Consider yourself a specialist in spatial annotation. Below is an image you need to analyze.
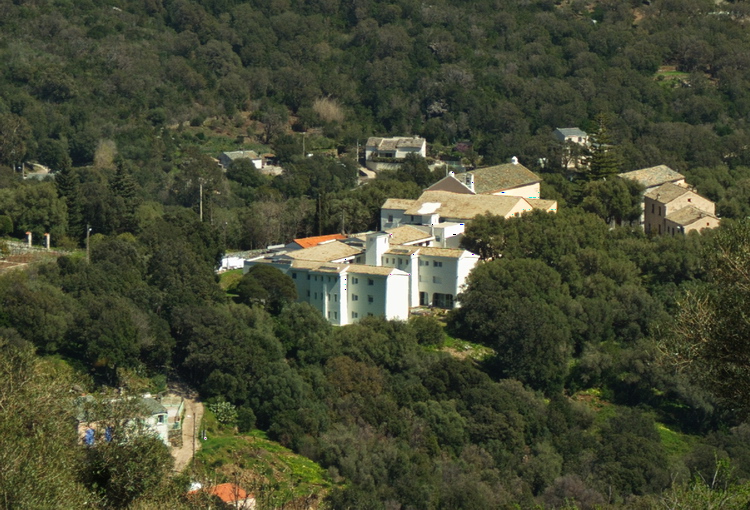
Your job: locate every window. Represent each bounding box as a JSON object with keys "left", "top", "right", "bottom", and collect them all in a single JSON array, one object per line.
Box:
[
  {"left": 436, "top": 236, "right": 441, "bottom": 242},
  {"left": 368, "top": 295, "right": 374, "bottom": 303},
  {"left": 352, "top": 294, "right": 359, "bottom": 301},
  {"left": 433, "top": 276, "right": 442, "bottom": 284},
  {"left": 314, "top": 292, "right": 318, "bottom": 299},
  {"left": 333, "top": 312, "right": 338, "bottom": 319},
  {"left": 352, "top": 277, "right": 359, "bottom": 284},
  {"left": 352, "top": 312, "right": 358, "bottom": 318},
  {"left": 368, "top": 279, "right": 374, "bottom": 286},
  {"left": 307, "top": 274, "right": 311, "bottom": 280},
  {"left": 327, "top": 312, "right": 331, "bottom": 318},
  {"left": 388, "top": 215, "right": 393, "bottom": 222},
  {"left": 658, "top": 206, "right": 662, "bottom": 216},
  {"left": 327, "top": 293, "right": 331, "bottom": 300},
  {"left": 334, "top": 294, "right": 338, "bottom": 302},
  {"left": 433, "top": 261, "right": 443, "bottom": 267},
  {"left": 292, "top": 272, "right": 297, "bottom": 279}
]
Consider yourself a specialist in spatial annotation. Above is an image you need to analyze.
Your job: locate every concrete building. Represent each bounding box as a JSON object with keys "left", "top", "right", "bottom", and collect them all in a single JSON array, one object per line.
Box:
[
  {"left": 219, "top": 150, "right": 263, "bottom": 170},
  {"left": 244, "top": 228, "right": 479, "bottom": 325}
]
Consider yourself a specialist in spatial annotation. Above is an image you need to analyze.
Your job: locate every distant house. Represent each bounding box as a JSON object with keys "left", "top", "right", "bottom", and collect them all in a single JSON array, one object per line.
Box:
[
  {"left": 553, "top": 128, "right": 589, "bottom": 170},
  {"left": 619, "top": 165, "right": 687, "bottom": 226},
  {"left": 219, "top": 150, "right": 263, "bottom": 170},
  {"left": 426, "top": 158, "right": 542, "bottom": 199},
  {"left": 553, "top": 127, "right": 589, "bottom": 145},
  {"left": 365, "top": 136, "right": 427, "bottom": 161},
  {"left": 644, "top": 182, "right": 719, "bottom": 235},
  {"left": 76, "top": 395, "right": 170, "bottom": 447},
  {"left": 188, "top": 483, "right": 256, "bottom": 509},
  {"left": 381, "top": 190, "right": 556, "bottom": 230}
]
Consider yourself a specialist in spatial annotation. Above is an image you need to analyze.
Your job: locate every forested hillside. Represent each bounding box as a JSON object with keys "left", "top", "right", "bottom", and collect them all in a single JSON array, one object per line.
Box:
[{"left": 4, "top": 0, "right": 750, "bottom": 508}]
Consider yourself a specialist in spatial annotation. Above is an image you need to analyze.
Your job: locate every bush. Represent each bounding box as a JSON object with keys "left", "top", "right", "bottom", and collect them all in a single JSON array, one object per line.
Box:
[
  {"left": 0, "top": 215, "right": 13, "bottom": 236},
  {"left": 208, "top": 401, "right": 238, "bottom": 426},
  {"left": 237, "top": 406, "right": 256, "bottom": 433}
]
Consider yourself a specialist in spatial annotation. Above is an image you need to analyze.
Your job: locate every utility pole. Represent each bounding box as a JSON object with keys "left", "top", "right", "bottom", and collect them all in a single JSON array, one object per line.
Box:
[
  {"left": 86, "top": 224, "right": 91, "bottom": 263},
  {"left": 199, "top": 181, "right": 203, "bottom": 222}
]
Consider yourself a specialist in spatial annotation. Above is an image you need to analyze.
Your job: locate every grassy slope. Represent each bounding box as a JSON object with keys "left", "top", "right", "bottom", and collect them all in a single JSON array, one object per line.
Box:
[{"left": 193, "top": 410, "right": 332, "bottom": 508}]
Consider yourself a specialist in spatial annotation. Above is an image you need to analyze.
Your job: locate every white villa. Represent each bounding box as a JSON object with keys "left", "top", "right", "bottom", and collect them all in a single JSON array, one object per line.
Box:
[{"left": 365, "top": 136, "right": 427, "bottom": 161}]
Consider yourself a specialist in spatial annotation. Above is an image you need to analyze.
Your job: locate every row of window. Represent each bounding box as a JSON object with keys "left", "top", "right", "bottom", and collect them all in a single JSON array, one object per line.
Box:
[
  {"left": 418, "top": 276, "right": 443, "bottom": 283},
  {"left": 352, "top": 294, "right": 375, "bottom": 303}
]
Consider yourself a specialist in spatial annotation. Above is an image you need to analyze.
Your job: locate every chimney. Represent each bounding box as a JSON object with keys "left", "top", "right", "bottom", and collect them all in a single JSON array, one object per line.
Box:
[
  {"left": 44, "top": 233, "right": 50, "bottom": 250},
  {"left": 365, "top": 232, "right": 390, "bottom": 267},
  {"left": 511, "top": 156, "right": 519, "bottom": 165},
  {"left": 26, "top": 231, "right": 32, "bottom": 247},
  {"left": 465, "top": 172, "right": 475, "bottom": 193},
  {"left": 448, "top": 170, "right": 455, "bottom": 178}
]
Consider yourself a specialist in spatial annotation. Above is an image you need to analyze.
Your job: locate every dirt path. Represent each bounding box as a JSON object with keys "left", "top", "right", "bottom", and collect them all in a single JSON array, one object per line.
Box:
[{"left": 169, "top": 383, "right": 204, "bottom": 473}]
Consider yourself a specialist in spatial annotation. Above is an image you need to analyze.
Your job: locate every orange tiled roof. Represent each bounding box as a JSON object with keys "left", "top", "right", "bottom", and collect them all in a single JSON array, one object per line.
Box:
[
  {"left": 207, "top": 483, "right": 249, "bottom": 503},
  {"left": 294, "top": 234, "right": 347, "bottom": 249}
]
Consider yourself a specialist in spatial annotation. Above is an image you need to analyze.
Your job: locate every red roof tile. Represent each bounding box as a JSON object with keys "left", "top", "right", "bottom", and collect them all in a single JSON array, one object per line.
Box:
[{"left": 293, "top": 234, "right": 347, "bottom": 249}]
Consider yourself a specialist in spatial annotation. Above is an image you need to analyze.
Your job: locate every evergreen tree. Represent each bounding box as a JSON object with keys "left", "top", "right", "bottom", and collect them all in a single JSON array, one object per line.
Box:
[
  {"left": 586, "top": 114, "right": 622, "bottom": 181},
  {"left": 109, "top": 162, "right": 141, "bottom": 234},
  {"left": 55, "top": 166, "right": 84, "bottom": 240}
]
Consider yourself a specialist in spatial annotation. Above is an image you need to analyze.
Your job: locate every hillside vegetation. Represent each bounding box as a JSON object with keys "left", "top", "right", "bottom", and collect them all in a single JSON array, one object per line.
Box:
[{"left": 4, "top": 0, "right": 750, "bottom": 509}]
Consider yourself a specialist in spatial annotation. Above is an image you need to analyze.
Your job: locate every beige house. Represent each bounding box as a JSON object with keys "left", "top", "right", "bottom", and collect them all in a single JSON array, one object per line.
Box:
[
  {"left": 553, "top": 128, "right": 589, "bottom": 169},
  {"left": 426, "top": 159, "right": 542, "bottom": 199},
  {"left": 381, "top": 190, "right": 556, "bottom": 230},
  {"left": 619, "top": 165, "right": 688, "bottom": 226},
  {"left": 644, "top": 182, "right": 719, "bottom": 235}
]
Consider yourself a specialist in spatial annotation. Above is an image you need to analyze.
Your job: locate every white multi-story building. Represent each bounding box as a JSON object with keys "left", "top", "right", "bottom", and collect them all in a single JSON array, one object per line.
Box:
[{"left": 244, "top": 227, "right": 479, "bottom": 325}]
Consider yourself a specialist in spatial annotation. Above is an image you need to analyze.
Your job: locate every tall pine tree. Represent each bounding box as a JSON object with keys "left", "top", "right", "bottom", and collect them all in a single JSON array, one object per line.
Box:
[
  {"left": 586, "top": 114, "right": 622, "bottom": 181},
  {"left": 55, "top": 166, "right": 84, "bottom": 241}
]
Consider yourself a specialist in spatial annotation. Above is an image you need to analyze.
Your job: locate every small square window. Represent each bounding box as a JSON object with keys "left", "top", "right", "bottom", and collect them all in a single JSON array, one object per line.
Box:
[
  {"left": 368, "top": 295, "right": 374, "bottom": 303},
  {"left": 352, "top": 277, "right": 359, "bottom": 284},
  {"left": 352, "top": 312, "right": 358, "bottom": 318},
  {"left": 368, "top": 279, "right": 374, "bottom": 286}
]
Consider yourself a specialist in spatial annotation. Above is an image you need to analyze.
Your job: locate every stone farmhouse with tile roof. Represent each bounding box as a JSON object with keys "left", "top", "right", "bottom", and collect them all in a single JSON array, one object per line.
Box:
[
  {"left": 644, "top": 182, "right": 719, "bottom": 235},
  {"left": 426, "top": 160, "right": 543, "bottom": 199}
]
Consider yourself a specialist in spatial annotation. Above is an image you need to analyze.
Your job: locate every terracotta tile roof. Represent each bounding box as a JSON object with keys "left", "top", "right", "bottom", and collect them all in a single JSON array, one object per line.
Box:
[
  {"left": 470, "top": 163, "right": 541, "bottom": 194},
  {"left": 293, "top": 234, "right": 347, "bottom": 249},
  {"left": 619, "top": 165, "right": 685, "bottom": 189},
  {"left": 189, "top": 483, "right": 252, "bottom": 504},
  {"left": 644, "top": 182, "right": 692, "bottom": 203}
]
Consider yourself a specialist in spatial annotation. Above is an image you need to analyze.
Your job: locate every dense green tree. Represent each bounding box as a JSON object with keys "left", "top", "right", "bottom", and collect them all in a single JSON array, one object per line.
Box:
[
  {"left": 235, "top": 264, "right": 298, "bottom": 314},
  {"left": 449, "top": 259, "right": 574, "bottom": 393}
]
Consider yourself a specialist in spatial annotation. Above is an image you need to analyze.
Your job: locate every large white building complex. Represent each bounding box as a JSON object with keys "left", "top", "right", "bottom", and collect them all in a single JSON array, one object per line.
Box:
[
  {"left": 244, "top": 226, "right": 480, "bottom": 326},
  {"left": 244, "top": 157, "right": 558, "bottom": 325}
]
